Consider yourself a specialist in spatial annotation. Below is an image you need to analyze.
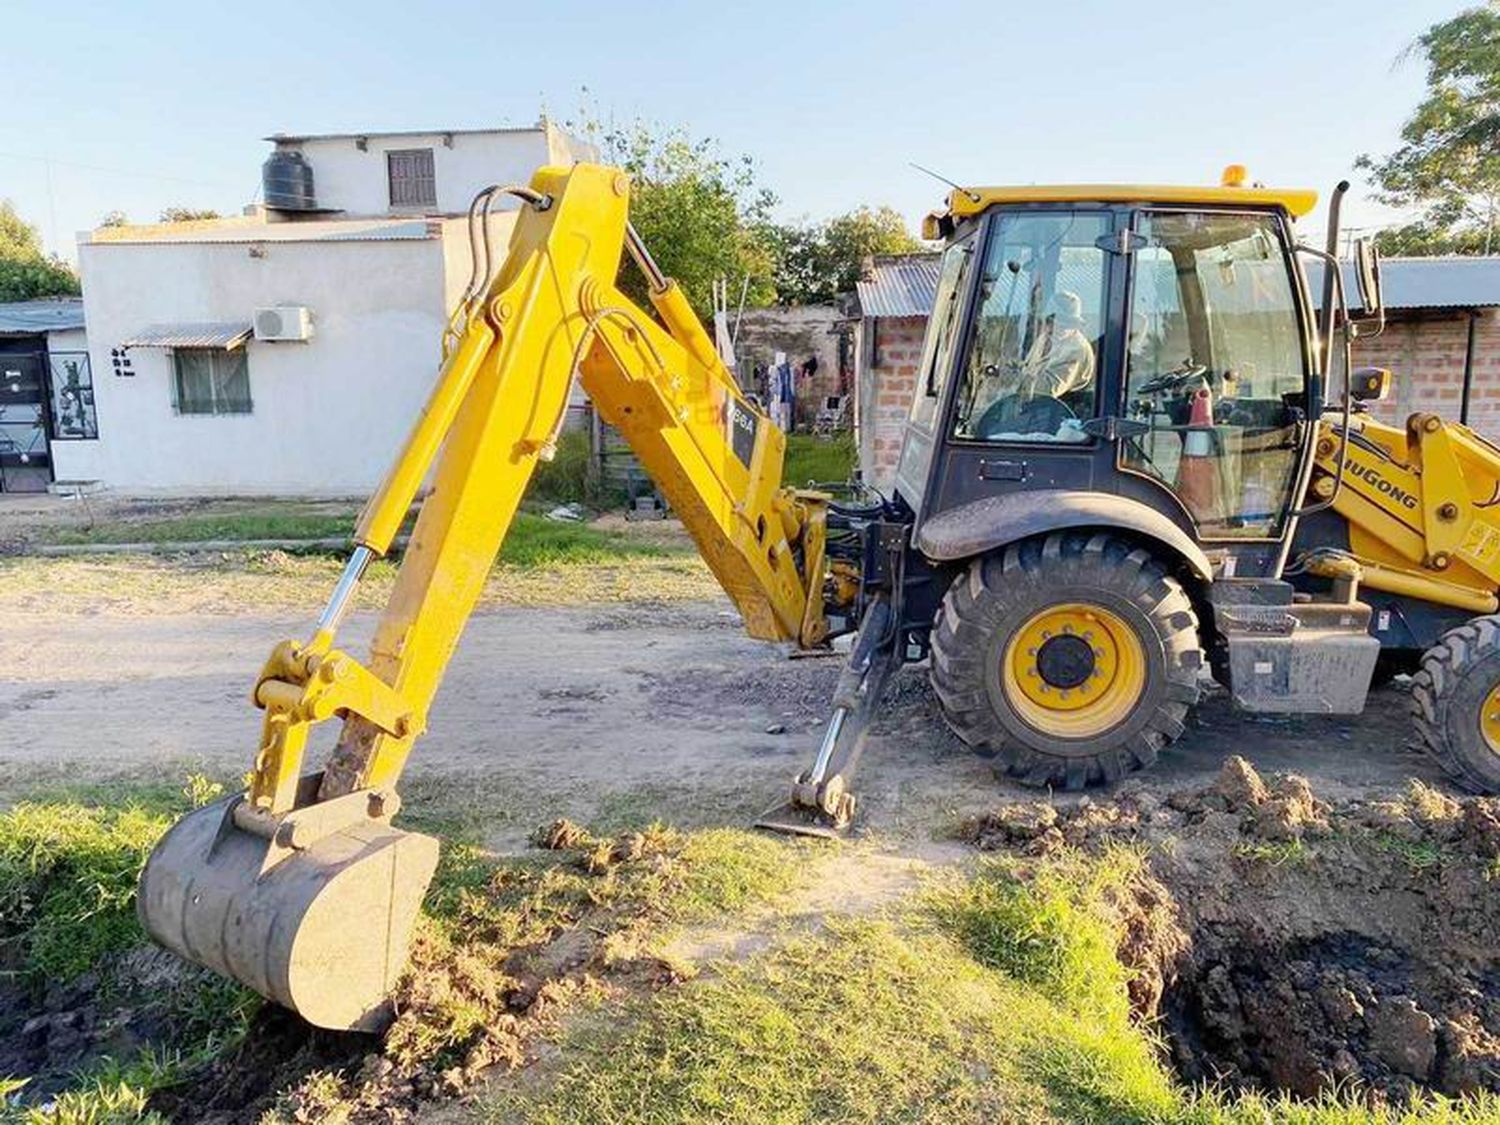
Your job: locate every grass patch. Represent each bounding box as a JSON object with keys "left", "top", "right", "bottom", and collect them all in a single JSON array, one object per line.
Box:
[
  {"left": 498, "top": 513, "right": 679, "bottom": 567},
  {"left": 0, "top": 777, "right": 260, "bottom": 1119},
  {"left": 0, "top": 792, "right": 190, "bottom": 980},
  {"left": 486, "top": 846, "right": 1500, "bottom": 1125},
  {"left": 782, "top": 433, "right": 856, "bottom": 487},
  {"left": 0, "top": 538, "right": 718, "bottom": 616},
  {"left": 1371, "top": 832, "right": 1445, "bottom": 870},
  {"left": 1233, "top": 836, "right": 1314, "bottom": 867},
  {"left": 39, "top": 508, "right": 358, "bottom": 547}
]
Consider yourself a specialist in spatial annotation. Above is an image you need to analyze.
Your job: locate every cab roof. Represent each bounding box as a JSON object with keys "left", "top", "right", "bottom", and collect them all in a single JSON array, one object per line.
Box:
[{"left": 925, "top": 182, "right": 1319, "bottom": 238}]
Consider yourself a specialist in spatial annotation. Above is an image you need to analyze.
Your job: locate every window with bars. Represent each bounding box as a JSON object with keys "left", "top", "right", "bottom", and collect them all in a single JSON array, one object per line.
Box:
[
  {"left": 387, "top": 148, "right": 436, "bottom": 209},
  {"left": 172, "top": 348, "right": 252, "bottom": 415}
]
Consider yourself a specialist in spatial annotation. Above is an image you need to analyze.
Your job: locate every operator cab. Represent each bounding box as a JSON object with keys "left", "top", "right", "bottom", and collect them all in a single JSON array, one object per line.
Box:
[{"left": 896, "top": 174, "right": 1322, "bottom": 581}]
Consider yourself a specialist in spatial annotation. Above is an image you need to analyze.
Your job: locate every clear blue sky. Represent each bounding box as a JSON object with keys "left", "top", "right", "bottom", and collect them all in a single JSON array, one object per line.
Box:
[{"left": 2, "top": 0, "right": 1461, "bottom": 262}]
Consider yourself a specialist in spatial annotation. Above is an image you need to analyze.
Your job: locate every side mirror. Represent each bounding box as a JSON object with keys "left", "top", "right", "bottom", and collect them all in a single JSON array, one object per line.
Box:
[
  {"left": 1354, "top": 238, "right": 1385, "bottom": 321},
  {"left": 1350, "top": 366, "right": 1392, "bottom": 403}
]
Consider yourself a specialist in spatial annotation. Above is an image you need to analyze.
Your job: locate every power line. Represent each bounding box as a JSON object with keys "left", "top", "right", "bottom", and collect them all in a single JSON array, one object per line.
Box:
[{"left": 0, "top": 149, "right": 247, "bottom": 191}]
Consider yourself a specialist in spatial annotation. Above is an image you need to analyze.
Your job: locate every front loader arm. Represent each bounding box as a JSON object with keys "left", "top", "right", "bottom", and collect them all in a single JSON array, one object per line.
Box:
[{"left": 247, "top": 163, "right": 830, "bottom": 814}]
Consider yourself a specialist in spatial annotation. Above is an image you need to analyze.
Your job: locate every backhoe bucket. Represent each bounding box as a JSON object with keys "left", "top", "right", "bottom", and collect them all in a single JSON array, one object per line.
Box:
[{"left": 137, "top": 793, "right": 439, "bottom": 1032}]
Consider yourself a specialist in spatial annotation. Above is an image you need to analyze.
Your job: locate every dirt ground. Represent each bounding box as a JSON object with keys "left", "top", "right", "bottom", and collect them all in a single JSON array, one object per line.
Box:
[{"left": 0, "top": 595, "right": 1450, "bottom": 848}]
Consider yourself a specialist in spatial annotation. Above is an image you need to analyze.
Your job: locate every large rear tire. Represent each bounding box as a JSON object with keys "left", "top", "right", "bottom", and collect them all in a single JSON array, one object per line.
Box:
[
  {"left": 1410, "top": 616, "right": 1500, "bottom": 794},
  {"left": 930, "top": 531, "right": 1202, "bottom": 790}
]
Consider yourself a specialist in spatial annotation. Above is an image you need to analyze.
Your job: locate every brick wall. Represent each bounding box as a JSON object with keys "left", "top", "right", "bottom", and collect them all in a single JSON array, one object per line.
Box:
[
  {"left": 855, "top": 316, "right": 926, "bottom": 492},
  {"left": 1348, "top": 310, "right": 1500, "bottom": 436}
]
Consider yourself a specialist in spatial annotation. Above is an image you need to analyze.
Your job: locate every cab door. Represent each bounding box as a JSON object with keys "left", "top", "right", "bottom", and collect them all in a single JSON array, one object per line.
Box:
[{"left": 1118, "top": 209, "right": 1313, "bottom": 546}]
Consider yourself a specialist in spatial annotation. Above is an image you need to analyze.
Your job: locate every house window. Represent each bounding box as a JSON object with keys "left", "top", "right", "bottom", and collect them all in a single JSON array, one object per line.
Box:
[
  {"left": 387, "top": 148, "right": 436, "bottom": 209},
  {"left": 172, "top": 348, "right": 252, "bottom": 415}
]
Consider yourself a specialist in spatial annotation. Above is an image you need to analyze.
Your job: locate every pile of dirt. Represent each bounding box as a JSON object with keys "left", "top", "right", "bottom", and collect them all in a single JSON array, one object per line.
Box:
[
  {"left": 960, "top": 758, "right": 1500, "bottom": 1103},
  {"left": 152, "top": 820, "right": 687, "bottom": 1124}
]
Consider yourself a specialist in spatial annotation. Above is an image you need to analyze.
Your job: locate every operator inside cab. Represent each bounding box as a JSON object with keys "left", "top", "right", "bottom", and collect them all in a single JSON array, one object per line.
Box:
[{"left": 951, "top": 212, "right": 1106, "bottom": 444}]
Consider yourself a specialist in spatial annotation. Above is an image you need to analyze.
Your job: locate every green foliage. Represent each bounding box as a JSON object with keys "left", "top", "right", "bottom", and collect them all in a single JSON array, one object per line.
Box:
[
  {"left": 923, "top": 849, "right": 1141, "bottom": 1021},
  {"left": 0, "top": 200, "right": 80, "bottom": 301},
  {"left": 157, "top": 207, "right": 219, "bottom": 223},
  {"left": 0, "top": 800, "right": 174, "bottom": 980},
  {"left": 526, "top": 429, "right": 623, "bottom": 508},
  {"left": 1357, "top": 4, "right": 1500, "bottom": 254},
  {"left": 1233, "top": 837, "right": 1313, "bottom": 867},
  {"left": 0, "top": 1076, "right": 165, "bottom": 1124},
  {"left": 782, "top": 433, "right": 856, "bottom": 486},
  {"left": 40, "top": 508, "right": 358, "bottom": 546},
  {"left": 98, "top": 211, "right": 128, "bottom": 229},
  {"left": 499, "top": 513, "right": 677, "bottom": 567},
  {"left": 766, "top": 205, "right": 922, "bottom": 305},
  {"left": 572, "top": 110, "right": 777, "bottom": 320}
]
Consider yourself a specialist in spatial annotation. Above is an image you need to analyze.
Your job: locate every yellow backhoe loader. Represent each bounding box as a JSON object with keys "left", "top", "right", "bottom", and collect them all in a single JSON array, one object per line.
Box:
[{"left": 140, "top": 162, "right": 1500, "bottom": 1031}]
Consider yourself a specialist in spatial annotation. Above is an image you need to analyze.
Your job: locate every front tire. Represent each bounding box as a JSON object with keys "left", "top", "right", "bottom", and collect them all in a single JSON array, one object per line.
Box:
[
  {"left": 1410, "top": 616, "right": 1500, "bottom": 793},
  {"left": 930, "top": 532, "right": 1202, "bottom": 790}
]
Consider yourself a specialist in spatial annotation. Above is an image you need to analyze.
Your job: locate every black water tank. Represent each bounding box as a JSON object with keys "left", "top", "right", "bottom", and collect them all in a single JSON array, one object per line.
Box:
[{"left": 263, "top": 150, "right": 317, "bottom": 211}]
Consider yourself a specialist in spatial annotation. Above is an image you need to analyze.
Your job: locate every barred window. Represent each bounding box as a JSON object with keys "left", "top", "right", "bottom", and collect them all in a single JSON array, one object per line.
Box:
[
  {"left": 388, "top": 148, "right": 436, "bottom": 209},
  {"left": 172, "top": 348, "right": 252, "bottom": 415}
]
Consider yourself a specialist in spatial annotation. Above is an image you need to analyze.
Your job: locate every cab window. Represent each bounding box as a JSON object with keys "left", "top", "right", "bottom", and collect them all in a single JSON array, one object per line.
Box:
[
  {"left": 950, "top": 211, "right": 1110, "bottom": 444},
  {"left": 1123, "top": 211, "right": 1308, "bottom": 538},
  {"left": 907, "top": 234, "right": 974, "bottom": 432}
]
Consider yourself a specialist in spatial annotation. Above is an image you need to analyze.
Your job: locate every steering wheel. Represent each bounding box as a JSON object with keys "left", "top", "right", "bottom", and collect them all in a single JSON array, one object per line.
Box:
[
  {"left": 1135, "top": 362, "right": 1208, "bottom": 397},
  {"left": 973, "top": 393, "right": 1076, "bottom": 440}
]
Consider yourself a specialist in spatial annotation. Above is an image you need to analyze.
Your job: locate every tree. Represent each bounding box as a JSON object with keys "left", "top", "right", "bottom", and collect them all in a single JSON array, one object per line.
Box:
[
  {"left": 160, "top": 207, "right": 220, "bottom": 223},
  {"left": 573, "top": 113, "right": 779, "bottom": 319},
  {"left": 0, "top": 200, "right": 80, "bottom": 301},
  {"left": 1357, "top": 4, "right": 1500, "bottom": 255},
  {"left": 766, "top": 206, "right": 922, "bottom": 305},
  {"left": 99, "top": 210, "right": 128, "bottom": 228}
]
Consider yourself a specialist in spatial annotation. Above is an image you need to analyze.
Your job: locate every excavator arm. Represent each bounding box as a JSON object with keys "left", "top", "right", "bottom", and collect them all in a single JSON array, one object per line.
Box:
[{"left": 137, "top": 163, "right": 845, "bottom": 1030}]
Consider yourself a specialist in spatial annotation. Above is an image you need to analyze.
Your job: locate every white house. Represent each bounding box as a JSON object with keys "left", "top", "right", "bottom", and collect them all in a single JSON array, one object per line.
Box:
[{"left": 58, "top": 120, "right": 592, "bottom": 495}]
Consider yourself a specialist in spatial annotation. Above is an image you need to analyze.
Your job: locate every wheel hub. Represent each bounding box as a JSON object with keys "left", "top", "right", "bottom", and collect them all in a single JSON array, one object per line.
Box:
[
  {"left": 1001, "top": 602, "right": 1147, "bottom": 739},
  {"left": 1036, "top": 633, "right": 1096, "bottom": 690},
  {"left": 1481, "top": 682, "right": 1500, "bottom": 753}
]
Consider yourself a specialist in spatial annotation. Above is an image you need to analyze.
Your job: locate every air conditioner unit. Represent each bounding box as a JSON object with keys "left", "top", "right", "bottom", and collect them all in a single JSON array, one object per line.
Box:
[{"left": 253, "top": 305, "right": 313, "bottom": 342}]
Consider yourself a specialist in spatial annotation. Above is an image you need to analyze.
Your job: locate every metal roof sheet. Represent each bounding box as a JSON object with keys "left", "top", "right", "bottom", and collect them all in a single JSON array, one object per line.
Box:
[
  {"left": 856, "top": 253, "right": 941, "bottom": 318},
  {"left": 121, "top": 322, "right": 252, "bottom": 350},
  {"left": 1305, "top": 256, "right": 1500, "bottom": 311},
  {"left": 860, "top": 253, "right": 1500, "bottom": 320},
  {"left": 0, "top": 298, "right": 85, "bottom": 335}
]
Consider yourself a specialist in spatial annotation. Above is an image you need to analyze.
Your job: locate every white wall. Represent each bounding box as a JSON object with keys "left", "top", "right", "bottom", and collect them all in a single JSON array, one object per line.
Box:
[
  {"left": 285, "top": 126, "right": 586, "bottom": 218},
  {"left": 46, "top": 327, "right": 87, "bottom": 354},
  {"left": 65, "top": 235, "right": 453, "bottom": 495}
]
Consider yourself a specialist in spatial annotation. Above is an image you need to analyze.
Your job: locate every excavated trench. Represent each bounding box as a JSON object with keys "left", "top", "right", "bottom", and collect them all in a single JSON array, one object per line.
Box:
[{"left": 964, "top": 757, "right": 1500, "bottom": 1103}]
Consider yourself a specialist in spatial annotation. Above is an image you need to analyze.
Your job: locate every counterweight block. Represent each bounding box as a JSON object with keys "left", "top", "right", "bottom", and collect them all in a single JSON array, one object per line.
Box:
[{"left": 137, "top": 793, "right": 439, "bottom": 1031}]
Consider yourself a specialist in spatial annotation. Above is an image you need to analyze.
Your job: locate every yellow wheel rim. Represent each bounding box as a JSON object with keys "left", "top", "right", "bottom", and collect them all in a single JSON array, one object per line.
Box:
[
  {"left": 1001, "top": 602, "right": 1148, "bottom": 739},
  {"left": 1481, "top": 683, "right": 1500, "bottom": 753}
]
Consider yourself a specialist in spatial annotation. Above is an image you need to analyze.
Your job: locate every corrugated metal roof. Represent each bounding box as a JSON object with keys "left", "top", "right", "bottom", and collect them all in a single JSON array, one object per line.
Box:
[
  {"left": 121, "top": 322, "right": 252, "bottom": 350},
  {"left": 1305, "top": 256, "right": 1500, "bottom": 311},
  {"left": 0, "top": 298, "right": 85, "bottom": 335},
  {"left": 856, "top": 253, "right": 941, "bottom": 318},
  {"left": 860, "top": 253, "right": 1500, "bottom": 320}
]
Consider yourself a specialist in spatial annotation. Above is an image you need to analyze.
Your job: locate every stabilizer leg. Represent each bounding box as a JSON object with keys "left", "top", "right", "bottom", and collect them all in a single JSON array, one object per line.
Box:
[{"left": 755, "top": 597, "right": 898, "bottom": 838}]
